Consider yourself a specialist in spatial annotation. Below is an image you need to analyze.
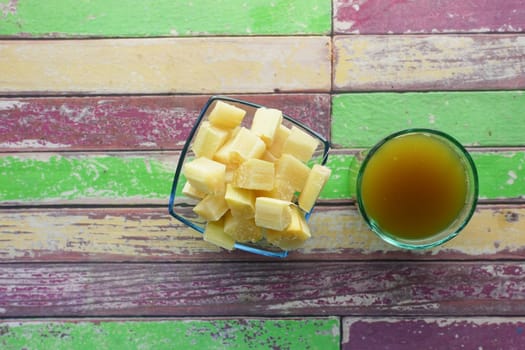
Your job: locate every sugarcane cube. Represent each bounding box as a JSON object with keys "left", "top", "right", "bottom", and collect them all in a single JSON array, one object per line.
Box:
[
  {"left": 192, "top": 122, "right": 229, "bottom": 159},
  {"left": 224, "top": 184, "right": 256, "bottom": 218},
  {"left": 298, "top": 164, "right": 331, "bottom": 212},
  {"left": 282, "top": 126, "right": 319, "bottom": 162},
  {"left": 193, "top": 193, "right": 229, "bottom": 222},
  {"left": 251, "top": 107, "right": 283, "bottom": 146},
  {"left": 268, "top": 124, "right": 291, "bottom": 158},
  {"left": 265, "top": 206, "right": 311, "bottom": 250},
  {"left": 183, "top": 157, "right": 226, "bottom": 195},
  {"left": 232, "top": 158, "right": 275, "bottom": 191},
  {"left": 254, "top": 197, "right": 292, "bottom": 231},
  {"left": 224, "top": 211, "right": 262, "bottom": 243},
  {"left": 203, "top": 219, "right": 235, "bottom": 251},
  {"left": 276, "top": 153, "right": 310, "bottom": 192},
  {"left": 208, "top": 100, "right": 246, "bottom": 129}
]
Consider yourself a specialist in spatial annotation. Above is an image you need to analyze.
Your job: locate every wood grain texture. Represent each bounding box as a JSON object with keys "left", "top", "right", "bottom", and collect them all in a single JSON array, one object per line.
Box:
[
  {"left": 333, "top": 35, "right": 525, "bottom": 91},
  {"left": 332, "top": 91, "right": 525, "bottom": 148},
  {"left": 1, "top": 149, "right": 523, "bottom": 205},
  {"left": 334, "top": 0, "right": 525, "bottom": 34},
  {"left": 2, "top": 262, "right": 525, "bottom": 317},
  {"left": 0, "top": 37, "right": 331, "bottom": 94},
  {"left": 0, "top": 318, "right": 339, "bottom": 350},
  {"left": 0, "top": 0, "right": 331, "bottom": 37},
  {"left": 0, "top": 205, "right": 524, "bottom": 262},
  {"left": 0, "top": 94, "right": 330, "bottom": 152},
  {"left": 342, "top": 317, "right": 525, "bottom": 350}
]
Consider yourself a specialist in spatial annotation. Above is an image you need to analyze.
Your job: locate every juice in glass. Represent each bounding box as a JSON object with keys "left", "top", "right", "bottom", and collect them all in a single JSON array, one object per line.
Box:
[{"left": 356, "top": 129, "right": 478, "bottom": 249}]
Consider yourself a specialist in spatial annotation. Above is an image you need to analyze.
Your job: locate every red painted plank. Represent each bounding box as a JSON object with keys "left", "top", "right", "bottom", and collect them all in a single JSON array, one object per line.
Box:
[
  {"left": 0, "top": 94, "right": 330, "bottom": 151},
  {"left": 1, "top": 262, "right": 525, "bottom": 317},
  {"left": 334, "top": 0, "right": 525, "bottom": 34},
  {"left": 342, "top": 317, "right": 525, "bottom": 350}
]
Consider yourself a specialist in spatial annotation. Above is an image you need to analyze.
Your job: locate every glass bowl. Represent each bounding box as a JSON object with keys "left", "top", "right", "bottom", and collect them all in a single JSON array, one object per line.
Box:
[{"left": 168, "top": 96, "right": 330, "bottom": 258}]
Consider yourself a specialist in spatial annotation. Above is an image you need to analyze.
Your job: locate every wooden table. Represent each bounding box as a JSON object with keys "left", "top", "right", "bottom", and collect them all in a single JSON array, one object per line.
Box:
[{"left": 1, "top": 1, "right": 525, "bottom": 349}]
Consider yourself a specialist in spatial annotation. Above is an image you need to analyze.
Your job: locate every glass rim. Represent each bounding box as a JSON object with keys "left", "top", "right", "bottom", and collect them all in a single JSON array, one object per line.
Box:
[{"left": 355, "top": 128, "right": 479, "bottom": 250}]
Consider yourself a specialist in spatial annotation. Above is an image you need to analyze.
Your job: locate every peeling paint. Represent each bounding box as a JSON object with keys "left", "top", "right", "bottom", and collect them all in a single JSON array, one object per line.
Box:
[{"left": 0, "top": 0, "right": 17, "bottom": 18}]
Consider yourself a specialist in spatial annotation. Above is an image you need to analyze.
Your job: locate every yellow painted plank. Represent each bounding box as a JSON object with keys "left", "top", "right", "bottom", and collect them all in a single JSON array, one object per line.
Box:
[
  {"left": 1, "top": 205, "right": 523, "bottom": 261},
  {"left": 309, "top": 205, "right": 525, "bottom": 258},
  {"left": 0, "top": 37, "right": 331, "bottom": 94},
  {"left": 333, "top": 35, "right": 525, "bottom": 91}
]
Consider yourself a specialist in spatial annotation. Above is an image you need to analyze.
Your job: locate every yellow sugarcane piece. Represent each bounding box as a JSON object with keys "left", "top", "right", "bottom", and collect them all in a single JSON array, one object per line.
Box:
[
  {"left": 251, "top": 107, "right": 283, "bottom": 146},
  {"left": 192, "top": 121, "right": 229, "bottom": 159},
  {"left": 193, "top": 193, "right": 229, "bottom": 222},
  {"left": 276, "top": 153, "right": 311, "bottom": 192},
  {"left": 182, "top": 181, "right": 206, "bottom": 200},
  {"left": 282, "top": 126, "right": 319, "bottom": 162},
  {"left": 224, "top": 211, "right": 263, "bottom": 243},
  {"left": 224, "top": 184, "right": 256, "bottom": 218},
  {"left": 203, "top": 218, "right": 235, "bottom": 251},
  {"left": 257, "top": 178, "right": 296, "bottom": 202},
  {"left": 254, "top": 197, "right": 293, "bottom": 231},
  {"left": 214, "top": 127, "right": 266, "bottom": 166},
  {"left": 208, "top": 100, "right": 246, "bottom": 129},
  {"left": 182, "top": 157, "right": 226, "bottom": 195},
  {"left": 265, "top": 205, "right": 311, "bottom": 250},
  {"left": 261, "top": 150, "right": 278, "bottom": 163},
  {"left": 233, "top": 158, "right": 275, "bottom": 191},
  {"left": 268, "top": 124, "right": 291, "bottom": 158},
  {"left": 298, "top": 164, "right": 332, "bottom": 213}
]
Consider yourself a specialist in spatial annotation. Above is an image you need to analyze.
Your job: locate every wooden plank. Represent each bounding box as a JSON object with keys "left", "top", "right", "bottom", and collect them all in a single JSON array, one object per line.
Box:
[
  {"left": 326, "top": 150, "right": 525, "bottom": 201},
  {"left": 0, "top": 0, "right": 331, "bottom": 37},
  {"left": 0, "top": 318, "right": 340, "bottom": 350},
  {"left": 0, "top": 205, "right": 524, "bottom": 262},
  {"left": 0, "top": 37, "right": 331, "bottom": 94},
  {"left": 342, "top": 317, "right": 525, "bottom": 350},
  {"left": 334, "top": 0, "right": 525, "bottom": 34},
  {"left": 1, "top": 262, "right": 525, "bottom": 317},
  {"left": 0, "top": 152, "right": 176, "bottom": 205},
  {"left": 0, "top": 149, "right": 524, "bottom": 205},
  {"left": 0, "top": 94, "right": 330, "bottom": 152},
  {"left": 333, "top": 35, "right": 525, "bottom": 91},
  {"left": 331, "top": 91, "right": 525, "bottom": 148}
]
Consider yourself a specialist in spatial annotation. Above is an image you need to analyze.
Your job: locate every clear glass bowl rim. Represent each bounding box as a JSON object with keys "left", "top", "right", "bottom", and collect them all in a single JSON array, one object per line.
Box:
[{"left": 168, "top": 95, "right": 331, "bottom": 258}]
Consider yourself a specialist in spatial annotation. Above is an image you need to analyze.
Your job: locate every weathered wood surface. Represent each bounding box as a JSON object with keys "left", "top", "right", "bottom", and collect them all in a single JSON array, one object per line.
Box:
[
  {"left": 342, "top": 317, "right": 525, "bottom": 350},
  {"left": 0, "top": 0, "right": 331, "bottom": 37},
  {"left": 0, "top": 318, "right": 340, "bottom": 350},
  {"left": 2, "top": 0, "right": 525, "bottom": 347},
  {"left": 0, "top": 94, "right": 331, "bottom": 152},
  {"left": 334, "top": 0, "right": 525, "bottom": 34},
  {"left": 333, "top": 35, "right": 525, "bottom": 91},
  {"left": 0, "top": 205, "right": 524, "bottom": 262},
  {"left": 0, "top": 37, "right": 331, "bottom": 94},
  {"left": 2, "top": 91, "right": 523, "bottom": 151},
  {"left": 1, "top": 149, "right": 523, "bottom": 205},
  {"left": 2, "top": 262, "right": 525, "bottom": 317},
  {"left": 332, "top": 91, "right": 525, "bottom": 148}
]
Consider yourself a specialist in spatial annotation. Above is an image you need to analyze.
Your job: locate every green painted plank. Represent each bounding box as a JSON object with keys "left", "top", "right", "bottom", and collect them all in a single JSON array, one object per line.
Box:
[
  {"left": 1, "top": 151, "right": 523, "bottom": 203},
  {"left": 0, "top": 153, "right": 175, "bottom": 203},
  {"left": 0, "top": 0, "right": 331, "bottom": 37},
  {"left": 332, "top": 91, "right": 525, "bottom": 148},
  {"left": 0, "top": 318, "right": 340, "bottom": 350},
  {"left": 323, "top": 151, "right": 525, "bottom": 200}
]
